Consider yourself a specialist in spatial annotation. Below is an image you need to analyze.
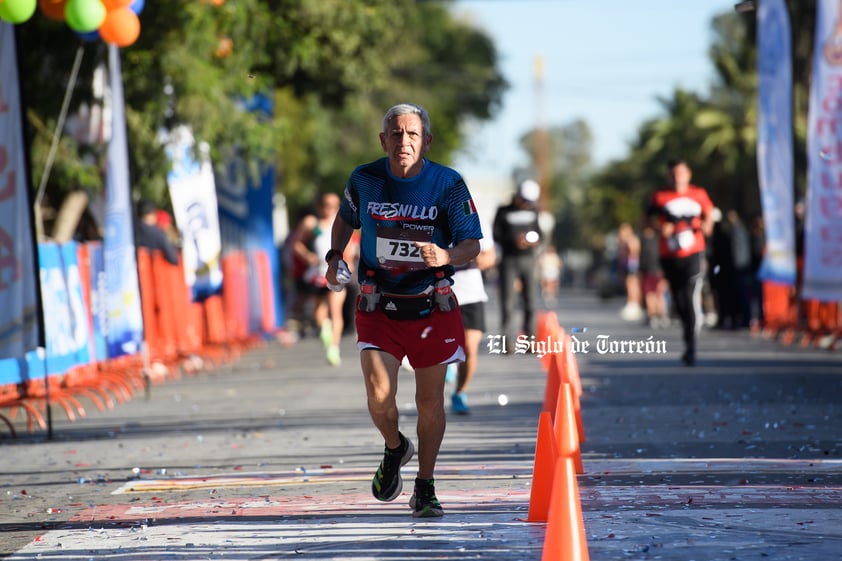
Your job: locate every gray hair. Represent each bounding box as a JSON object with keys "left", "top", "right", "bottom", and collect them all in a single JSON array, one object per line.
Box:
[{"left": 382, "top": 103, "right": 431, "bottom": 138}]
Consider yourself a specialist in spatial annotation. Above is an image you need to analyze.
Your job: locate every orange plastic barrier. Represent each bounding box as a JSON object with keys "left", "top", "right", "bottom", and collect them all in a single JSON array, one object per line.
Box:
[
  {"left": 4, "top": 240, "right": 286, "bottom": 436},
  {"left": 254, "top": 249, "right": 277, "bottom": 334},
  {"left": 222, "top": 251, "right": 250, "bottom": 343},
  {"left": 755, "top": 279, "right": 840, "bottom": 351},
  {"left": 760, "top": 281, "right": 795, "bottom": 338}
]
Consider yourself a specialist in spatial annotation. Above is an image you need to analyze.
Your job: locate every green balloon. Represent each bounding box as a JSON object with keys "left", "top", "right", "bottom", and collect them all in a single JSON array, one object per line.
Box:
[
  {"left": 0, "top": 0, "right": 37, "bottom": 24},
  {"left": 65, "top": 0, "right": 107, "bottom": 33}
]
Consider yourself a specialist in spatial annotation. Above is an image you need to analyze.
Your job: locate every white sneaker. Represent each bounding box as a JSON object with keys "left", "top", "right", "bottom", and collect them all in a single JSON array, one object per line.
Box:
[{"left": 620, "top": 303, "right": 644, "bottom": 321}]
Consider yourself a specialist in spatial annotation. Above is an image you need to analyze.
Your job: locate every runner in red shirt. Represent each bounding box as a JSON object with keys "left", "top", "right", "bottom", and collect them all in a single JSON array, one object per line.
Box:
[{"left": 647, "top": 159, "right": 715, "bottom": 366}]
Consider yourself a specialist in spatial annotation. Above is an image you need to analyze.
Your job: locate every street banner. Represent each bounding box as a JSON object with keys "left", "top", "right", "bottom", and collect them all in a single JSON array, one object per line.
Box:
[
  {"left": 163, "top": 125, "right": 224, "bottom": 302},
  {"left": 216, "top": 93, "right": 284, "bottom": 331},
  {"left": 86, "top": 242, "right": 108, "bottom": 362},
  {"left": 0, "top": 22, "right": 41, "bottom": 360},
  {"left": 103, "top": 44, "right": 143, "bottom": 357},
  {"left": 756, "top": 0, "right": 797, "bottom": 286},
  {"left": 38, "top": 242, "right": 91, "bottom": 375},
  {"left": 805, "top": 0, "right": 842, "bottom": 300}
]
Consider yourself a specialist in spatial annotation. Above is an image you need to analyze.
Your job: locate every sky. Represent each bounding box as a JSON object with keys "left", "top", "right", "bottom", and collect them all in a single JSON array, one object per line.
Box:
[{"left": 449, "top": 0, "right": 741, "bottom": 182}]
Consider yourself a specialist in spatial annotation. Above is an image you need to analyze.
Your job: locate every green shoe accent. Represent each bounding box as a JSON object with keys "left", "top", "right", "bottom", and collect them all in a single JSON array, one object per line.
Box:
[
  {"left": 371, "top": 432, "right": 414, "bottom": 502},
  {"left": 409, "top": 477, "right": 444, "bottom": 518},
  {"left": 326, "top": 344, "right": 341, "bottom": 366},
  {"left": 320, "top": 318, "right": 333, "bottom": 348}
]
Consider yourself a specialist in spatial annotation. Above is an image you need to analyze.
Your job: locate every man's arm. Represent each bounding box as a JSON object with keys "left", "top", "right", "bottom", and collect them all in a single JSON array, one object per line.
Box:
[
  {"left": 447, "top": 238, "right": 481, "bottom": 267},
  {"left": 416, "top": 238, "right": 480, "bottom": 269},
  {"left": 325, "top": 216, "right": 355, "bottom": 285}
]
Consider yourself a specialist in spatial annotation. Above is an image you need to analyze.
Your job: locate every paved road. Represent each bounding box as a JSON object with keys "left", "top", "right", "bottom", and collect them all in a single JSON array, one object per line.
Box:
[{"left": 1, "top": 287, "right": 840, "bottom": 560}]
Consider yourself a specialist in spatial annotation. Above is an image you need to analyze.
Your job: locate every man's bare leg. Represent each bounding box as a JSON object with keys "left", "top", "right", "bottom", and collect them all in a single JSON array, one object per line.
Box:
[
  {"left": 360, "top": 349, "right": 401, "bottom": 449},
  {"left": 414, "top": 363, "right": 447, "bottom": 479}
]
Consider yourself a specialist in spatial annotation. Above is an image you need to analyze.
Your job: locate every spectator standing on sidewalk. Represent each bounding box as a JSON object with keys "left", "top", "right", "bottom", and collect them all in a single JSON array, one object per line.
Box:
[
  {"left": 449, "top": 218, "right": 496, "bottom": 415},
  {"left": 325, "top": 103, "right": 482, "bottom": 518},
  {"left": 493, "top": 179, "right": 543, "bottom": 351},
  {"left": 136, "top": 200, "right": 179, "bottom": 266},
  {"left": 647, "top": 159, "right": 715, "bottom": 366}
]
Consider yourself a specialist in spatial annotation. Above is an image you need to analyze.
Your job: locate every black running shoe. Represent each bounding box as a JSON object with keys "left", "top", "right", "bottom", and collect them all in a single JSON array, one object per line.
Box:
[
  {"left": 371, "top": 432, "right": 414, "bottom": 502},
  {"left": 409, "top": 477, "right": 444, "bottom": 518}
]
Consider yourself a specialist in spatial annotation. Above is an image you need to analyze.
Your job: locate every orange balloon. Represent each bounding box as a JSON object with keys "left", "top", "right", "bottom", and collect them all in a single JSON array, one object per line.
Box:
[
  {"left": 98, "top": 6, "right": 139, "bottom": 47},
  {"left": 38, "top": 0, "right": 66, "bottom": 20},
  {"left": 102, "top": 0, "right": 132, "bottom": 8}
]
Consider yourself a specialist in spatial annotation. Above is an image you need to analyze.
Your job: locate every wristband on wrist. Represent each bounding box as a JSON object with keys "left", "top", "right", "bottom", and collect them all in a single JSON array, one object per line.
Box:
[{"left": 324, "top": 249, "right": 342, "bottom": 263}]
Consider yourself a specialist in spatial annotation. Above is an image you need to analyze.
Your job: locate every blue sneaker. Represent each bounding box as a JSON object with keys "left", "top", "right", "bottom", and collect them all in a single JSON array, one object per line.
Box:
[{"left": 451, "top": 392, "right": 470, "bottom": 415}]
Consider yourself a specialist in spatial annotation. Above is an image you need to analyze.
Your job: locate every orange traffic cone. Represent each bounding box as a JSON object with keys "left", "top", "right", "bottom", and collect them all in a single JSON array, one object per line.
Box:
[
  {"left": 542, "top": 350, "right": 562, "bottom": 418},
  {"left": 536, "top": 311, "right": 560, "bottom": 371},
  {"left": 564, "top": 333, "right": 584, "bottom": 400},
  {"left": 563, "top": 334, "right": 586, "bottom": 443},
  {"left": 541, "top": 456, "right": 590, "bottom": 561},
  {"left": 554, "top": 382, "right": 584, "bottom": 474},
  {"left": 527, "top": 411, "right": 558, "bottom": 522}
]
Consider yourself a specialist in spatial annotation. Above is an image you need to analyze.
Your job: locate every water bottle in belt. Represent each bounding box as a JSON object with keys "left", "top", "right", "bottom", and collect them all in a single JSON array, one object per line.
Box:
[
  {"left": 358, "top": 270, "right": 380, "bottom": 312},
  {"left": 433, "top": 271, "right": 456, "bottom": 312}
]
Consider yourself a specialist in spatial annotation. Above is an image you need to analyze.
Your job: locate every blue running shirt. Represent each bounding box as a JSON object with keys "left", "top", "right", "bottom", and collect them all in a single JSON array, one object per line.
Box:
[{"left": 338, "top": 158, "right": 483, "bottom": 294}]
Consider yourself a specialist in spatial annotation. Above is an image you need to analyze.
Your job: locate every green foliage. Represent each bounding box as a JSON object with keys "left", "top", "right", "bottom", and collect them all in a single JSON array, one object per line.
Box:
[{"left": 16, "top": 0, "right": 506, "bottom": 221}]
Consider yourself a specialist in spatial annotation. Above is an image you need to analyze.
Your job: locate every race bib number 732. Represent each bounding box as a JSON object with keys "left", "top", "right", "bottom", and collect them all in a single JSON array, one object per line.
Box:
[{"left": 375, "top": 226, "right": 433, "bottom": 270}]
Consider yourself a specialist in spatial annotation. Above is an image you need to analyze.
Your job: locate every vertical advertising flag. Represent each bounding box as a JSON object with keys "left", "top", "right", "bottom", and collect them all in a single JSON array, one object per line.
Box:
[
  {"left": 804, "top": 0, "right": 842, "bottom": 301},
  {"left": 216, "top": 94, "right": 284, "bottom": 331},
  {"left": 103, "top": 44, "right": 143, "bottom": 357},
  {"left": 38, "top": 242, "right": 91, "bottom": 375},
  {"left": 0, "top": 22, "right": 40, "bottom": 360},
  {"left": 163, "top": 125, "right": 224, "bottom": 302},
  {"left": 756, "top": 0, "right": 797, "bottom": 286}
]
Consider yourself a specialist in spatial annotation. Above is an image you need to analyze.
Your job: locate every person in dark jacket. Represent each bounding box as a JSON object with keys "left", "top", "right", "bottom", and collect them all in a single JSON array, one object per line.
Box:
[
  {"left": 136, "top": 200, "right": 179, "bottom": 265},
  {"left": 493, "top": 179, "right": 543, "bottom": 350}
]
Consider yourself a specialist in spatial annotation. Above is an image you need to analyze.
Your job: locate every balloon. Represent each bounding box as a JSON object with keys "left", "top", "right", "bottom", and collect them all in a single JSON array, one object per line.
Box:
[
  {"left": 65, "top": 0, "right": 105, "bottom": 33},
  {"left": 38, "top": 0, "right": 66, "bottom": 21},
  {"left": 129, "top": 0, "right": 142, "bottom": 14},
  {"left": 0, "top": 0, "right": 37, "bottom": 23},
  {"left": 102, "top": 0, "right": 130, "bottom": 8},
  {"left": 98, "top": 6, "right": 139, "bottom": 47}
]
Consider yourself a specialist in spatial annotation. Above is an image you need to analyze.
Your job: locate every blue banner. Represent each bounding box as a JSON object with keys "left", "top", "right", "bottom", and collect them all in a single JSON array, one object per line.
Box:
[
  {"left": 757, "top": 0, "right": 797, "bottom": 286},
  {"left": 216, "top": 94, "right": 284, "bottom": 330},
  {"left": 164, "top": 125, "right": 224, "bottom": 302},
  {"left": 0, "top": 22, "right": 41, "bottom": 361},
  {"left": 38, "top": 242, "right": 91, "bottom": 375},
  {"left": 804, "top": 0, "right": 842, "bottom": 301},
  {"left": 86, "top": 242, "right": 108, "bottom": 362},
  {"left": 104, "top": 44, "right": 143, "bottom": 356}
]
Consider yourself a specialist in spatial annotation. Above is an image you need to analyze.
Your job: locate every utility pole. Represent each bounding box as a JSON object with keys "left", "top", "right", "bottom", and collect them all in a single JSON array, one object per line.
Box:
[{"left": 533, "top": 54, "right": 551, "bottom": 211}]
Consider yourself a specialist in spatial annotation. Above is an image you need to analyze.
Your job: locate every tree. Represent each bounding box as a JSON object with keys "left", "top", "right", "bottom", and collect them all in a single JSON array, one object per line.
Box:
[{"left": 16, "top": 0, "right": 506, "bottom": 235}]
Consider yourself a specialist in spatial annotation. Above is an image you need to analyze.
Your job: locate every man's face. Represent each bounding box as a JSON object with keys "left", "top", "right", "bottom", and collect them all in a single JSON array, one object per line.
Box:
[
  {"left": 668, "top": 162, "right": 692, "bottom": 191},
  {"left": 379, "top": 114, "right": 431, "bottom": 178}
]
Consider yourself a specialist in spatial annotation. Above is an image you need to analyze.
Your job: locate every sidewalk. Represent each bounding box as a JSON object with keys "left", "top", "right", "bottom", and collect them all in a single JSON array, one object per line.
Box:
[{"left": 1, "top": 288, "right": 841, "bottom": 560}]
